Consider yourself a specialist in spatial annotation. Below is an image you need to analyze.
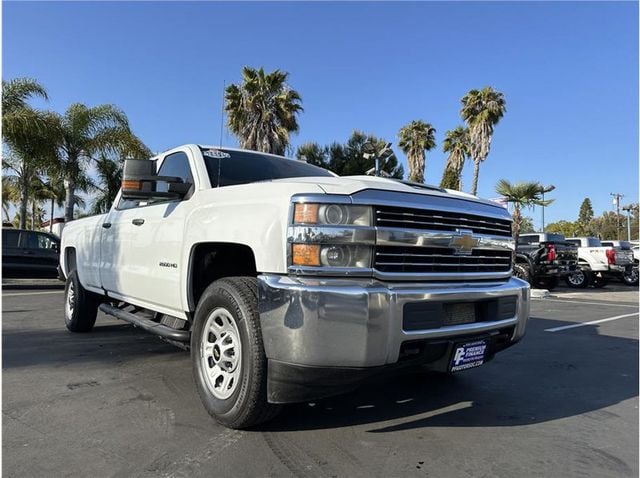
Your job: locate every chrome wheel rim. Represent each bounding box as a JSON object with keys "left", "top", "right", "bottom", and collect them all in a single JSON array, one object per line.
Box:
[
  {"left": 200, "top": 307, "right": 242, "bottom": 400},
  {"left": 624, "top": 269, "right": 638, "bottom": 284},
  {"left": 65, "top": 281, "right": 75, "bottom": 318},
  {"left": 568, "top": 271, "right": 584, "bottom": 286}
]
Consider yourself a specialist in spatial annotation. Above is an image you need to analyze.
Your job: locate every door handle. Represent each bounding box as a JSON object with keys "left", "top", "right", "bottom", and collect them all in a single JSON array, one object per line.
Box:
[
  {"left": 132, "top": 218, "right": 145, "bottom": 226},
  {"left": 23, "top": 251, "right": 34, "bottom": 255},
  {"left": 102, "top": 222, "right": 112, "bottom": 229}
]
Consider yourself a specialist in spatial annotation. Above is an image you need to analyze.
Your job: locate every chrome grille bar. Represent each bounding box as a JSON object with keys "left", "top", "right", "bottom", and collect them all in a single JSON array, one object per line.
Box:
[{"left": 376, "top": 206, "right": 512, "bottom": 237}]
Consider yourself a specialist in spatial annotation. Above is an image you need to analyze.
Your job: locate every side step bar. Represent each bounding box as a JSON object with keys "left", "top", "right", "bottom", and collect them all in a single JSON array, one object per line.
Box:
[{"left": 99, "top": 303, "right": 190, "bottom": 342}]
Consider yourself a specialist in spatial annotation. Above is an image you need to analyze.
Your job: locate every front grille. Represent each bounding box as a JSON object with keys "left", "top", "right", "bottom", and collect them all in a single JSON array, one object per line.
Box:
[
  {"left": 375, "top": 205, "right": 512, "bottom": 237},
  {"left": 375, "top": 246, "right": 512, "bottom": 274}
]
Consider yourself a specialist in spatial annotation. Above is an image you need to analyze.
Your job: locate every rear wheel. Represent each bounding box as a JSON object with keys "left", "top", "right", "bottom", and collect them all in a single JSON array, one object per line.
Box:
[
  {"left": 622, "top": 268, "right": 639, "bottom": 286},
  {"left": 565, "top": 269, "right": 591, "bottom": 288},
  {"left": 191, "top": 277, "right": 281, "bottom": 429},
  {"left": 64, "top": 270, "right": 99, "bottom": 332}
]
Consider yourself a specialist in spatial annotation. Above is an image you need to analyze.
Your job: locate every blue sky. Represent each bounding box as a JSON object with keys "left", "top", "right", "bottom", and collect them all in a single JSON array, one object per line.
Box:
[{"left": 3, "top": 1, "right": 638, "bottom": 226}]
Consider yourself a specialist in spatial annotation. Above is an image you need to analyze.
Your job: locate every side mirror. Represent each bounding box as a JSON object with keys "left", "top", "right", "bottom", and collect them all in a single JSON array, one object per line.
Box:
[{"left": 121, "top": 159, "right": 186, "bottom": 200}]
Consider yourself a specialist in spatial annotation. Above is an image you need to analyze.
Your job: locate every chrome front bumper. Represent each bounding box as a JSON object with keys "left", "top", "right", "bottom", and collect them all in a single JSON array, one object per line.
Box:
[{"left": 258, "top": 274, "right": 530, "bottom": 368}]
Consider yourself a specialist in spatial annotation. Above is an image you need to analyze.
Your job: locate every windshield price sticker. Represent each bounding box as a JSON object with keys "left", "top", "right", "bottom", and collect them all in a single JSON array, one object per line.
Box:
[{"left": 202, "top": 149, "right": 231, "bottom": 159}]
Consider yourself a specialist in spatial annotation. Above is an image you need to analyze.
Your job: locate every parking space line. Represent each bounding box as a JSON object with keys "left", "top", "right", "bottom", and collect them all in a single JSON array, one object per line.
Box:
[
  {"left": 2, "top": 291, "right": 64, "bottom": 297},
  {"left": 533, "top": 298, "right": 639, "bottom": 309},
  {"left": 545, "top": 312, "right": 639, "bottom": 332}
]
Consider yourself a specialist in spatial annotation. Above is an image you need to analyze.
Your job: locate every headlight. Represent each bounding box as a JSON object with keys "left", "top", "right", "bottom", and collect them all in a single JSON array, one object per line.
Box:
[
  {"left": 292, "top": 244, "right": 372, "bottom": 268},
  {"left": 293, "top": 203, "right": 372, "bottom": 226}
]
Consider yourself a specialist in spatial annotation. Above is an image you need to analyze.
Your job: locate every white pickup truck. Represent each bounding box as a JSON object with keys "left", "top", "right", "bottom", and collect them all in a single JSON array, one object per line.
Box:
[
  {"left": 60, "top": 144, "right": 529, "bottom": 429},
  {"left": 565, "top": 237, "right": 635, "bottom": 287}
]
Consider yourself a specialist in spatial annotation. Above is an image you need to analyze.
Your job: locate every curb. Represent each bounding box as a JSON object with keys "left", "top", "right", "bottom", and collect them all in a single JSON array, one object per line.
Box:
[{"left": 530, "top": 288, "right": 551, "bottom": 298}]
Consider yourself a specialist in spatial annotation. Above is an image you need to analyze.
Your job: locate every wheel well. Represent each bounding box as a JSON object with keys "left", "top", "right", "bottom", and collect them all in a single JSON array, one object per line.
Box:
[
  {"left": 188, "top": 243, "right": 257, "bottom": 311},
  {"left": 65, "top": 248, "right": 77, "bottom": 274}
]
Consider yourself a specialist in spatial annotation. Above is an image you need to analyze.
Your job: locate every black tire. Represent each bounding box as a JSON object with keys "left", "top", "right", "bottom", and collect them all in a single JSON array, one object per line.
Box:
[
  {"left": 64, "top": 269, "right": 99, "bottom": 332},
  {"left": 191, "top": 277, "right": 281, "bottom": 429},
  {"left": 537, "top": 276, "right": 559, "bottom": 291},
  {"left": 622, "top": 268, "right": 639, "bottom": 286},
  {"left": 513, "top": 263, "right": 532, "bottom": 284},
  {"left": 565, "top": 269, "right": 591, "bottom": 289}
]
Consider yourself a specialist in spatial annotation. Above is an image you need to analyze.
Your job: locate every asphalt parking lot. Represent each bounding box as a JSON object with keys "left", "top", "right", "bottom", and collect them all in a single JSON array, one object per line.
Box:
[{"left": 2, "top": 283, "right": 638, "bottom": 478}]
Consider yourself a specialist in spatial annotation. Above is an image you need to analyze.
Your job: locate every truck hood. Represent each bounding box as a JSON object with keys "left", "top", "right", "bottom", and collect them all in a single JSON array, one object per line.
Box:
[{"left": 271, "top": 175, "right": 502, "bottom": 208}]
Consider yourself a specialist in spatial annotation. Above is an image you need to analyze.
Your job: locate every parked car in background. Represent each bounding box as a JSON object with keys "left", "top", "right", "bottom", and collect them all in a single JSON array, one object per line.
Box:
[
  {"left": 565, "top": 237, "right": 634, "bottom": 288},
  {"left": 2, "top": 228, "right": 61, "bottom": 278},
  {"left": 515, "top": 233, "right": 578, "bottom": 290},
  {"left": 601, "top": 240, "right": 638, "bottom": 286}
]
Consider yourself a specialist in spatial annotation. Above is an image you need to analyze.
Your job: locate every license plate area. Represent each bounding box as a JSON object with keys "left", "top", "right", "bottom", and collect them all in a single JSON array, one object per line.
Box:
[{"left": 449, "top": 340, "right": 488, "bottom": 372}]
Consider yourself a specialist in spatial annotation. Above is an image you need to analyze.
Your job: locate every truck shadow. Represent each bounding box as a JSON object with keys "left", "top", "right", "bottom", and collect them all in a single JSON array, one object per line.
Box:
[
  {"left": 2, "top": 322, "right": 185, "bottom": 369},
  {"left": 259, "top": 316, "right": 638, "bottom": 432}
]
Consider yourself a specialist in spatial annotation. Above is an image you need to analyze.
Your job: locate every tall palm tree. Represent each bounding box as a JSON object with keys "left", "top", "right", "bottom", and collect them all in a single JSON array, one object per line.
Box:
[
  {"left": 440, "top": 126, "right": 470, "bottom": 190},
  {"left": 397, "top": 120, "right": 436, "bottom": 183},
  {"left": 495, "top": 179, "right": 552, "bottom": 254},
  {"left": 2, "top": 78, "right": 49, "bottom": 148},
  {"left": 47, "top": 103, "right": 147, "bottom": 222},
  {"left": 2, "top": 78, "right": 54, "bottom": 229},
  {"left": 461, "top": 87, "right": 506, "bottom": 195},
  {"left": 225, "top": 67, "right": 303, "bottom": 155}
]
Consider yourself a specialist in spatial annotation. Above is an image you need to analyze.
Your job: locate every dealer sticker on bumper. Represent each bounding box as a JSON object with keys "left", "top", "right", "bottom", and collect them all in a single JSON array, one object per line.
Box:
[{"left": 450, "top": 340, "right": 487, "bottom": 372}]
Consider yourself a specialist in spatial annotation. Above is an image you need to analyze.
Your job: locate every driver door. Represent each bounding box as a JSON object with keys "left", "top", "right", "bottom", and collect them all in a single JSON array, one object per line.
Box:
[{"left": 100, "top": 150, "right": 195, "bottom": 316}]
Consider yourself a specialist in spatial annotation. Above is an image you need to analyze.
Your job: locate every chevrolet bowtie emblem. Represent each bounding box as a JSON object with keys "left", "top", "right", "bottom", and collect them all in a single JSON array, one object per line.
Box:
[{"left": 449, "top": 231, "right": 479, "bottom": 255}]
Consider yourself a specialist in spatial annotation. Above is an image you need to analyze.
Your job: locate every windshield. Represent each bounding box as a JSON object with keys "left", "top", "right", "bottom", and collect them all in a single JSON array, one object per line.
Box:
[{"left": 201, "top": 148, "right": 334, "bottom": 187}]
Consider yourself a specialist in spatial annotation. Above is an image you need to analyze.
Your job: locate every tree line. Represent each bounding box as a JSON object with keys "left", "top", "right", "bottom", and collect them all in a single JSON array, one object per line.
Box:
[
  {"left": 2, "top": 78, "right": 149, "bottom": 229},
  {"left": 546, "top": 198, "right": 639, "bottom": 240},
  {"left": 5, "top": 68, "right": 625, "bottom": 242},
  {"left": 224, "top": 66, "right": 507, "bottom": 195}
]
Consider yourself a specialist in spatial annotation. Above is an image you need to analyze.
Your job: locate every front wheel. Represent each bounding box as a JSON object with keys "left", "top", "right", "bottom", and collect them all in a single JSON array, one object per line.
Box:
[
  {"left": 565, "top": 269, "right": 591, "bottom": 288},
  {"left": 513, "top": 263, "right": 532, "bottom": 284},
  {"left": 191, "top": 277, "right": 281, "bottom": 429},
  {"left": 64, "top": 269, "right": 99, "bottom": 332}
]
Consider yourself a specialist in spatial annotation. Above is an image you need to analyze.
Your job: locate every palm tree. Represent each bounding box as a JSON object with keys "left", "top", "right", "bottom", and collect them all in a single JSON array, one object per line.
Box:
[
  {"left": 225, "top": 67, "right": 303, "bottom": 155},
  {"left": 2, "top": 78, "right": 54, "bottom": 229},
  {"left": 495, "top": 179, "right": 552, "bottom": 253},
  {"left": 47, "top": 103, "right": 148, "bottom": 222},
  {"left": 440, "top": 126, "right": 470, "bottom": 190},
  {"left": 2, "top": 78, "right": 49, "bottom": 149},
  {"left": 397, "top": 120, "right": 436, "bottom": 183},
  {"left": 461, "top": 87, "right": 506, "bottom": 195},
  {"left": 91, "top": 155, "right": 123, "bottom": 214}
]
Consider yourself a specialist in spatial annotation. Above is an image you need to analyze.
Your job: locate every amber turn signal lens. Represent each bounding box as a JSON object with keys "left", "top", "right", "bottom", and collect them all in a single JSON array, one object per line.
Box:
[
  {"left": 292, "top": 244, "right": 320, "bottom": 266},
  {"left": 122, "top": 179, "right": 142, "bottom": 190},
  {"left": 293, "top": 203, "right": 319, "bottom": 224}
]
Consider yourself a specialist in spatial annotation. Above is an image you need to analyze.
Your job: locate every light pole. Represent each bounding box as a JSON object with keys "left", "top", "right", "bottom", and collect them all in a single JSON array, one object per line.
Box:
[
  {"left": 610, "top": 193, "right": 624, "bottom": 240},
  {"left": 538, "top": 184, "right": 555, "bottom": 232},
  {"left": 363, "top": 142, "right": 393, "bottom": 177},
  {"left": 622, "top": 204, "right": 635, "bottom": 241}
]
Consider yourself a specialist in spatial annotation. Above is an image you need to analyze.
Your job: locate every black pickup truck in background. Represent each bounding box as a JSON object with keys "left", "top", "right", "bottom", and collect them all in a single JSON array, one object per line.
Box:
[{"left": 515, "top": 233, "right": 578, "bottom": 290}]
